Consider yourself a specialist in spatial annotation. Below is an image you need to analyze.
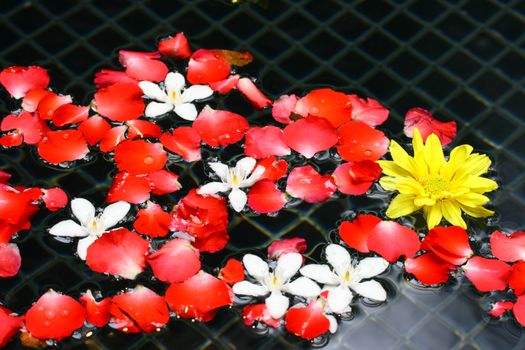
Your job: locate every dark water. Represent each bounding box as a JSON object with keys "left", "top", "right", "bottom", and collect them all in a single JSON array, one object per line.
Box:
[{"left": 1, "top": 0, "right": 525, "bottom": 349}]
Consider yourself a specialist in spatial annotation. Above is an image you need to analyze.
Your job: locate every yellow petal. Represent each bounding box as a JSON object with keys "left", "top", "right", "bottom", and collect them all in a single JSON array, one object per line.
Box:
[
  {"left": 412, "top": 128, "right": 424, "bottom": 154},
  {"left": 415, "top": 196, "right": 436, "bottom": 207},
  {"left": 460, "top": 204, "right": 494, "bottom": 218},
  {"left": 441, "top": 200, "right": 466, "bottom": 229},
  {"left": 465, "top": 176, "right": 498, "bottom": 193},
  {"left": 423, "top": 134, "right": 445, "bottom": 175},
  {"left": 385, "top": 194, "right": 419, "bottom": 218},
  {"left": 379, "top": 176, "right": 398, "bottom": 191},
  {"left": 456, "top": 192, "right": 490, "bottom": 207},
  {"left": 441, "top": 144, "right": 473, "bottom": 180},
  {"left": 395, "top": 177, "right": 425, "bottom": 195},
  {"left": 389, "top": 140, "right": 417, "bottom": 174},
  {"left": 376, "top": 160, "right": 411, "bottom": 178},
  {"left": 412, "top": 151, "right": 429, "bottom": 178},
  {"left": 459, "top": 153, "right": 492, "bottom": 177},
  {"left": 424, "top": 202, "right": 443, "bottom": 229}
]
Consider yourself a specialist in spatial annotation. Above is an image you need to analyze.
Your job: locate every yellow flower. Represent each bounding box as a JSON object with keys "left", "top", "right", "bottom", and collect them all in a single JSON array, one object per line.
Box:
[{"left": 377, "top": 129, "right": 498, "bottom": 229}]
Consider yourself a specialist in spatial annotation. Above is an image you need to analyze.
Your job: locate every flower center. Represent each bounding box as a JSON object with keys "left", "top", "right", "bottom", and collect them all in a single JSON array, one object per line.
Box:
[
  {"left": 231, "top": 175, "right": 241, "bottom": 186},
  {"left": 421, "top": 176, "right": 450, "bottom": 199},
  {"left": 343, "top": 270, "right": 351, "bottom": 283},
  {"left": 170, "top": 90, "right": 178, "bottom": 101},
  {"left": 88, "top": 219, "right": 104, "bottom": 236}
]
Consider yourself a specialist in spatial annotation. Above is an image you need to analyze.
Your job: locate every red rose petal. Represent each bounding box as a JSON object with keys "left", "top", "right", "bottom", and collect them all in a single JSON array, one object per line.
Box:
[
  {"left": 0, "top": 306, "right": 23, "bottom": 347},
  {"left": 125, "top": 120, "right": 161, "bottom": 140},
  {"left": 94, "top": 82, "right": 145, "bottom": 122},
  {"left": 272, "top": 94, "right": 299, "bottom": 124},
  {"left": 0, "top": 133, "right": 23, "bottom": 147},
  {"left": 94, "top": 69, "right": 137, "bottom": 89},
  {"left": 489, "top": 301, "right": 514, "bottom": 318},
  {"left": 0, "top": 243, "right": 21, "bottom": 277},
  {"left": 490, "top": 230, "right": 525, "bottom": 262},
  {"left": 25, "top": 290, "right": 85, "bottom": 341},
  {"left": 114, "top": 140, "right": 167, "bottom": 175},
  {"left": 256, "top": 156, "right": 288, "bottom": 181},
  {"left": 244, "top": 126, "right": 291, "bottom": 159},
  {"left": 248, "top": 179, "right": 287, "bottom": 214},
  {"left": 283, "top": 116, "right": 338, "bottom": 158},
  {"left": 148, "top": 169, "right": 181, "bottom": 195},
  {"left": 219, "top": 258, "right": 244, "bottom": 285},
  {"left": 294, "top": 88, "right": 352, "bottom": 128},
  {"left": 339, "top": 214, "right": 382, "bottom": 253},
  {"left": 421, "top": 226, "right": 473, "bottom": 265},
  {"left": 514, "top": 295, "right": 525, "bottom": 326},
  {"left": 285, "top": 301, "right": 330, "bottom": 340},
  {"left": 1, "top": 111, "right": 47, "bottom": 144},
  {"left": 0, "top": 170, "right": 11, "bottom": 183},
  {"left": 52, "top": 104, "right": 89, "bottom": 127},
  {"left": 242, "top": 304, "right": 281, "bottom": 328},
  {"left": 79, "top": 290, "right": 111, "bottom": 327},
  {"left": 118, "top": 50, "right": 168, "bottom": 82},
  {"left": 21, "top": 88, "right": 53, "bottom": 112},
  {"left": 78, "top": 115, "right": 111, "bottom": 146},
  {"left": 148, "top": 239, "right": 201, "bottom": 283},
  {"left": 99, "top": 125, "right": 127, "bottom": 152},
  {"left": 348, "top": 94, "right": 389, "bottom": 126},
  {"left": 37, "top": 92, "right": 72, "bottom": 120},
  {"left": 337, "top": 121, "right": 389, "bottom": 162},
  {"left": 463, "top": 256, "right": 511, "bottom": 292},
  {"left": 133, "top": 202, "right": 171, "bottom": 238},
  {"left": 333, "top": 161, "right": 382, "bottom": 195},
  {"left": 165, "top": 271, "right": 233, "bottom": 321},
  {"left": 192, "top": 231, "right": 229, "bottom": 253},
  {"left": 37, "top": 130, "right": 89, "bottom": 164},
  {"left": 160, "top": 127, "right": 202, "bottom": 162},
  {"left": 110, "top": 285, "right": 169, "bottom": 333},
  {"left": 41, "top": 187, "right": 68, "bottom": 211},
  {"left": 367, "top": 221, "right": 420, "bottom": 262},
  {"left": 158, "top": 33, "right": 192, "bottom": 59},
  {"left": 209, "top": 74, "right": 240, "bottom": 94},
  {"left": 192, "top": 106, "right": 249, "bottom": 147},
  {"left": 510, "top": 261, "right": 525, "bottom": 296},
  {"left": 404, "top": 108, "right": 457, "bottom": 146},
  {"left": 0, "top": 66, "right": 50, "bottom": 99},
  {"left": 187, "top": 49, "right": 232, "bottom": 85},
  {"left": 86, "top": 228, "right": 150, "bottom": 279},
  {"left": 286, "top": 165, "right": 336, "bottom": 203},
  {"left": 268, "top": 238, "right": 307, "bottom": 259},
  {"left": 405, "top": 252, "right": 456, "bottom": 285},
  {"left": 236, "top": 77, "right": 272, "bottom": 109}
]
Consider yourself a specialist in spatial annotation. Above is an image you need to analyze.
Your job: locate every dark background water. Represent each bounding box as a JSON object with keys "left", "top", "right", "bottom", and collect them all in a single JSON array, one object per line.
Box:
[{"left": 1, "top": 0, "right": 525, "bottom": 349}]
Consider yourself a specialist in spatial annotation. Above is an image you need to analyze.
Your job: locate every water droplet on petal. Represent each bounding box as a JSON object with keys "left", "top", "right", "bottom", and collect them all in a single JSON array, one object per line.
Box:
[
  {"left": 144, "top": 156, "right": 154, "bottom": 165},
  {"left": 43, "top": 321, "right": 51, "bottom": 327},
  {"left": 61, "top": 309, "right": 70, "bottom": 317},
  {"left": 310, "top": 107, "right": 320, "bottom": 114},
  {"left": 45, "top": 311, "right": 56, "bottom": 320},
  {"left": 364, "top": 149, "right": 372, "bottom": 157},
  {"left": 62, "top": 133, "right": 70, "bottom": 140}
]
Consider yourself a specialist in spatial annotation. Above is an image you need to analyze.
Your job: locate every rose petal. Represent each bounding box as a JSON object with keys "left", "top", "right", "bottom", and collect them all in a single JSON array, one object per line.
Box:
[
  {"left": 337, "top": 121, "right": 389, "bottom": 161},
  {"left": 510, "top": 261, "right": 525, "bottom": 296},
  {"left": 148, "top": 169, "right": 181, "bottom": 195},
  {"left": 209, "top": 74, "right": 240, "bottom": 94},
  {"left": 514, "top": 295, "right": 525, "bottom": 326},
  {"left": 236, "top": 77, "right": 272, "bottom": 109},
  {"left": 0, "top": 243, "right": 21, "bottom": 277},
  {"left": 160, "top": 127, "right": 201, "bottom": 162},
  {"left": 41, "top": 187, "right": 68, "bottom": 211},
  {"left": 37, "top": 92, "right": 72, "bottom": 120},
  {"left": 99, "top": 126, "right": 127, "bottom": 152},
  {"left": 405, "top": 252, "right": 456, "bottom": 285},
  {"left": 256, "top": 156, "right": 288, "bottom": 181},
  {"left": 268, "top": 238, "right": 307, "bottom": 259},
  {"left": 244, "top": 126, "right": 291, "bottom": 159},
  {"left": 367, "top": 221, "right": 420, "bottom": 262},
  {"left": 247, "top": 180, "right": 286, "bottom": 214},
  {"left": 348, "top": 94, "right": 389, "bottom": 126},
  {"left": 404, "top": 108, "right": 457, "bottom": 146},
  {"left": 283, "top": 116, "right": 338, "bottom": 158},
  {"left": 133, "top": 202, "right": 171, "bottom": 238},
  {"left": 333, "top": 161, "right": 382, "bottom": 195},
  {"left": 1, "top": 111, "right": 47, "bottom": 144},
  {"left": 0, "top": 66, "right": 49, "bottom": 99},
  {"left": 126, "top": 120, "right": 162, "bottom": 140},
  {"left": 272, "top": 94, "right": 299, "bottom": 124},
  {"left": 94, "top": 82, "right": 145, "bottom": 122},
  {"left": 421, "top": 226, "right": 473, "bottom": 265},
  {"left": 86, "top": 228, "right": 150, "bottom": 279},
  {"left": 37, "top": 130, "right": 89, "bottom": 164},
  {"left": 114, "top": 140, "right": 167, "bottom": 175},
  {"left": 119, "top": 50, "right": 168, "bottom": 82},
  {"left": 148, "top": 239, "right": 200, "bottom": 283},
  {"left": 94, "top": 69, "right": 137, "bottom": 89},
  {"left": 490, "top": 230, "right": 525, "bottom": 263},
  {"left": 21, "top": 88, "right": 53, "bottom": 112},
  {"left": 339, "top": 214, "right": 382, "bottom": 253},
  {"left": 78, "top": 115, "right": 111, "bottom": 146},
  {"left": 192, "top": 106, "right": 249, "bottom": 147},
  {"left": 0, "top": 306, "right": 23, "bottom": 347},
  {"left": 52, "top": 104, "right": 89, "bottom": 127},
  {"left": 489, "top": 301, "right": 514, "bottom": 318},
  {"left": 286, "top": 165, "right": 336, "bottom": 203},
  {"left": 285, "top": 301, "right": 330, "bottom": 340},
  {"left": 463, "top": 256, "right": 511, "bottom": 292},
  {"left": 242, "top": 304, "right": 281, "bottom": 328},
  {"left": 158, "top": 33, "right": 192, "bottom": 59},
  {"left": 219, "top": 258, "right": 245, "bottom": 285},
  {"left": 186, "top": 49, "right": 233, "bottom": 85},
  {"left": 79, "top": 290, "right": 111, "bottom": 327},
  {"left": 294, "top": 88, "right": 352, "bottom": 127}
]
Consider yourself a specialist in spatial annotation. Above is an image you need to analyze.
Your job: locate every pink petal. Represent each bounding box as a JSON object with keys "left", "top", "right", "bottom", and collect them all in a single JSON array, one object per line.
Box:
[
  {"left": 86, "top": 228, "right": 150, "bottom": 279},
  {"left": 165, "top": 271, "right": 233, "bottom": 321},
  {"left": 192, "top": 106, "right": 249, "bottom": 147},
  {"left": 404, "top": 108, "right": 457, "bottom": 146},
  {"left": 339, "top": 214, "right": 382, "bottom": 253},
  {"left": 367, "top": 221, "right": 420, "bottom": 262},
  {"left": 110, "top": 285, "right": 169, "bottom": 332},
  {"left": 421, "top": 226, "right": 473, "bottom": 265},
  {"left": 286, "top": 165, "right": 336, "bottom": 203},
  {"left": 94, "top": 82, "right": 145, "bottom": 122},
  {"left": 209, "top": 74, "right": 240, "bottom": 94},
  {"left": 244, "top": 126, "right": 291, "bottom": 159},
  {"left": 25, "top": 290, "right": 85, "bottom": 341},
  {"left": 148, "top": 169, "right": 181, "bottom": 195},
  {"left": 79, "top": 290, "right": 111, "bottom": 327},
  {"left": 160, "top": 127, "right": 202, "bottom": 162},
  {"left": 147, "top": 239, "right": 201, "bottom": 283},
  {"left": 236, "top": 77, "right": 272, "bottom": 109},
  {"left": 490, "top": 230, "right": 525, "bottom": 262},
  {"left": 41, "top": 187, "right": 68, "bottom": 211},
  {"left": 0, "top": 66, "right": 49, "bottom": 99},
  {"left": 489, "top": 301, "right": 514, "bottom": 318},
  {"left": 52, "top": 104, "right": 89, "bottom": 127},
  {"left": 285, "top": 301, "right": 330, "bottom": 340},
  {"left": 282, "top": 116, "right": 338, "bottom": 158},
  {"left": 272, "top": 94, "right": 299, "bottom": 124},
  {"left": 1, "top": 111, "right": 47, "bottom": 145},
  {"left": 118, "top": 50, "right": 168, "bottom": 82},
  {"left": 0, "top": 243, "right": 21, "bottom": 277},
  {"left": 78, "top": 115, "right": 111, "bottom": 146},
  {"left": 0, "top": 306, "right": 23, "bottom": 347},
  {"left": 37, "top": 130, "right": 89, "bottom": 164},
  {"left": 337, "top": 121, "right": 389, "bottom": 162},
  {"left": 294, "top": 88, "right": 352, "bottom": 127},
  {"left": 242, "top": 304, "right": 281, "bottom": 328},
  {"left": 332, "top": 161, "right": 382, "bottom": 195},
  {"left": 94, "top": 69, "right": 137, "bottom": 89},
  {"left": 514, "top": 295, "right": 525, "bottom": 326},
  {"left": 463, "top": 256, "right": 511, "bottom": 292},
  {"left": 158, "top": 33, "right": 192, "bottom": 59},
  {"left": 510, "top": 261, "right": 525, "bottom": 296},
  {"left": 405, "top": 252, "right": 455, "bottom": 285},
  {"left": 247, "top": 179, "right": 286, "bottom": 214},
  {"left": 133, "top": 201, "right": 171, "bottom": 238},
  {"left": 348, "top": 94, "right": 389, "bottom": 126},
  {"left": 268, "top": 238, "right": 307, "bottom": 259}
]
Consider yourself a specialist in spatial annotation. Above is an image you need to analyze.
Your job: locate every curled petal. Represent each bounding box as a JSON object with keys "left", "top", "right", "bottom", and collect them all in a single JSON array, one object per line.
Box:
[
  {"left": 404, "top": 108, "right": 456, "bottom": 146},
  {"left": 0, "top": 66, "right": 49, "bottom": 99},
  {"left": 242, "top": 304, "right": 281, "bottom": 328},
  {"left": 0, "top": 306, "right": 23, "bottom": 347},
  {"left": 79, "top": 290, "right": 111, "bottom": 327},
  {"left": 405, "top": 252, "right": 455, "bottom": 285},
  {"left": 41, "top": 188, "right": 68, "bottom": 211},
  {"left": 236, "top": 77, "right": 272, "bottom": 109},
  {"left": 509, "top": 261, "right": 525, "bottom": 296},
  {"left": 285, "top": 301, "right": 330, "bottom": 340},
  {"left": 488, "top": 301, "right": 514, "bottom": 318},
  {"left": 52, "top": 104, "right": 89, "bottom": 127},
  {"left": 1, "top": 111, "right": 47, "bottom": 145},
  {"left": 421, "top": 226, "right": 473, "bottom": 265},
  {"left": 333, "top": 161, "right": 382, "bottom": 195},
  {"left": 158, "top": 33, "right": 192, "bottom": 59},
  {"left": 272, "top": 94, "right": 299, "bottom": 124},
  {"left": 348, "top": 94, "right": 389, "bottom": 126}
]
